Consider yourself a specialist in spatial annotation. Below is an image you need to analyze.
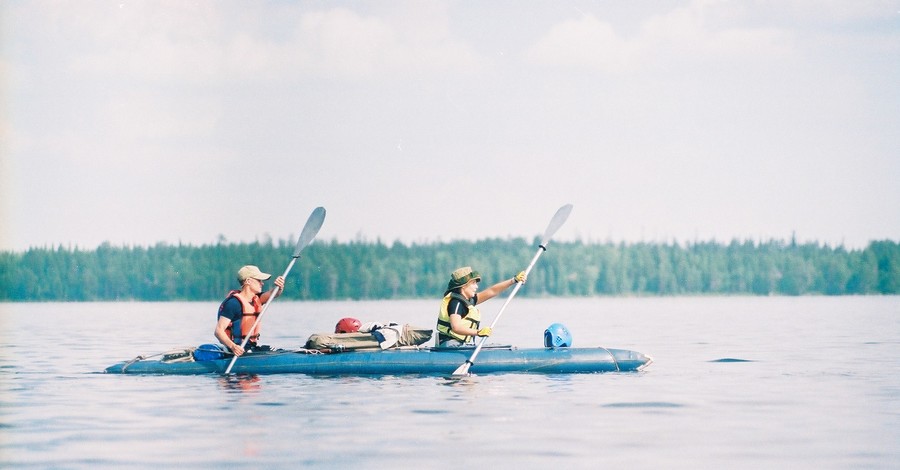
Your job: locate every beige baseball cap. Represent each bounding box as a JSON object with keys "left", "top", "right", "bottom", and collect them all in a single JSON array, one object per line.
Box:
[{"left": 237, "top": 265, "right": 272, "bottom": 282}]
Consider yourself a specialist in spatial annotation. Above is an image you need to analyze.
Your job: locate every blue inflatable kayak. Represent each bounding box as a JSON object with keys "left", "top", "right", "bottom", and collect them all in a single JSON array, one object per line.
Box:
[{"left": 104, "top": 345, "right": 652, "bottom": 376}]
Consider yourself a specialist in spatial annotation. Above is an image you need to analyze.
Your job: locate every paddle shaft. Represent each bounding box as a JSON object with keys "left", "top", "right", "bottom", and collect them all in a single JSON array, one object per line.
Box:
[
  {"left": 224, "top": 207, "right": 325, "bottom": 374},
  {"left": 462, "top": 244, "right": 546, "bottom": 365},
  {"left": 452, "top": 204, "right": 572, "bottom": 377}
]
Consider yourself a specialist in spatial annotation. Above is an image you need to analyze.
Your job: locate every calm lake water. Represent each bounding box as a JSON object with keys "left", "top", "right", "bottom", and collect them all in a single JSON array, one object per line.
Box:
[{"left": 1, "top": 296, "right": 898, "bottom": 469}]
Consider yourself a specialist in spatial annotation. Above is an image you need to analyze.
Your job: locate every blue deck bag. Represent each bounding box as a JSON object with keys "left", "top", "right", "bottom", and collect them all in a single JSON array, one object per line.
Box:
[{"left": 193, "top": 344, "right": 226, "bottom": 361}]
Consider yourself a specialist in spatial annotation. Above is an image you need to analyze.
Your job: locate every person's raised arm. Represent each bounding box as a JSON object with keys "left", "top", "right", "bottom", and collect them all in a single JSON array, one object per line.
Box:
[
  {"left": 259, "top": 275, "right": 286, "bottom": 303},
  {"left": 475, "top": 271, "right": 526, "bottom": 303}
]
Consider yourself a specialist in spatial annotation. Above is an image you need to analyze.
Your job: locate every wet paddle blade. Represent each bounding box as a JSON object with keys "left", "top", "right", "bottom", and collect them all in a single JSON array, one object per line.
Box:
[{"left": 451, "top": 361, "right": 472, "bottom": 377}]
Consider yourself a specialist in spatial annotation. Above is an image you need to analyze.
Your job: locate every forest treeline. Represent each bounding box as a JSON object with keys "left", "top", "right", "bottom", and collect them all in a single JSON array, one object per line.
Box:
[{"left": 1, "top": 238, "right": 898, "bottom": 301}]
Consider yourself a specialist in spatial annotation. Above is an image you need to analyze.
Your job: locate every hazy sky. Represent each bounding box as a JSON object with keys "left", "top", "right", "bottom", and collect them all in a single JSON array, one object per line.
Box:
[{"left": 2, "top": 1, "right": 898, "bottom": 252}]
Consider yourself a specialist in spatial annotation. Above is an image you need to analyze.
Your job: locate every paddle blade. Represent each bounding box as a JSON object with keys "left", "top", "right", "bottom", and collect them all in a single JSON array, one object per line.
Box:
[
  {"left": 451, "top": 361, "right": 472, "bottom": 377},
  {"left": 540, "top": 204, "right": 573, "bottom": 246},
  {"left": 293, "top": 206, "right": 326, "bottom": 257}
]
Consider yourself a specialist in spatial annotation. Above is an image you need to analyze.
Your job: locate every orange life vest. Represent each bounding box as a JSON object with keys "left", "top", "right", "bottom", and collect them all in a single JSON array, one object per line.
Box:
[{"left": 219, "top": 290, "right": 263, "bottom": 344}]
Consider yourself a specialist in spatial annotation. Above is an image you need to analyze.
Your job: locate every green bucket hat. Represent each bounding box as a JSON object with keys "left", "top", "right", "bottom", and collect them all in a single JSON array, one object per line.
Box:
[{"left": 446, "top": 266, "right": 481, "bottom": 293}]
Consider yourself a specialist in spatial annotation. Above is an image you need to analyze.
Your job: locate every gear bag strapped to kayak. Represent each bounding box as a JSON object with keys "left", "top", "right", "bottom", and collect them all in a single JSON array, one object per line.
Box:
[{"left": 305, "top": 323, "right": 432, "bottom": 352}]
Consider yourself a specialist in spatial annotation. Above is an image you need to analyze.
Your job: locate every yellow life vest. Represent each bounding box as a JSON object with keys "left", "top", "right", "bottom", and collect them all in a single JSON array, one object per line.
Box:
[{"left": 436, "top": 292, "right": 481, "bottom": 343}]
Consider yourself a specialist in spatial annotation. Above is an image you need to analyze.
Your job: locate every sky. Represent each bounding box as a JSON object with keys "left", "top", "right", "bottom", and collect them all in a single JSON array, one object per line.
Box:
[{"left": 2, "top": 1, "right": 899, "bottom": 252}]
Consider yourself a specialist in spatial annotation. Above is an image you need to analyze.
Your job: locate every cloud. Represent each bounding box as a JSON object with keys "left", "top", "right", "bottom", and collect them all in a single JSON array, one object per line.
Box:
[
  {"left": 20, "top": 2, "right": 487, "bottom": 84},
  {"left": 525, "top": 0, "right": 795, "bottom": 73},
  {"left": 47, "top": 2, "right": 226, "bottom": 84},
  {"left": 524, "top": 14, "right": 633, "bottom": 72},
  {"left": 271, "top": 8, "right": 486, "bottom": 80}
]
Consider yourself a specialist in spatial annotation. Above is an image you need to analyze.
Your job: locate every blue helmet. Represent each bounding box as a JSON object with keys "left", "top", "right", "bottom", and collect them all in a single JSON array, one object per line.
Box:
[{"left": 544, "top": 323, "right": 572, "bottom": 348}]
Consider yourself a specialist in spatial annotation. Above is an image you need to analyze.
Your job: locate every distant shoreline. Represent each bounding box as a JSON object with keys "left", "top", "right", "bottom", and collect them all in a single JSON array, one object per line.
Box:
[{"left": 2, "top": 238, "right": 898, "bottom": 301}]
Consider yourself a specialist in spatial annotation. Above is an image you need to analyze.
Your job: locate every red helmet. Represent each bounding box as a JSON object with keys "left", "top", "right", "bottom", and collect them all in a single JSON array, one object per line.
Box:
[{"left": 335, "top": 317, "right": 361, "bottom": 334}]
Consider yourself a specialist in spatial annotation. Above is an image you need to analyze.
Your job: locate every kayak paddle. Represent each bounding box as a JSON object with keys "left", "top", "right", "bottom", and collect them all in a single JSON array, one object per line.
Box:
[
  {"left": 451, "top": 203, "right": 573, "bottom": 377},
  {"left": 224, "top": 206, "right": 326, "bottom": 374}
]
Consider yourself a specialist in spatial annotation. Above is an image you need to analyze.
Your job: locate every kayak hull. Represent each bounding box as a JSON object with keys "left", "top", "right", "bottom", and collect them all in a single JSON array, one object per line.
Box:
[{"left": 104, "top": 346, "right": 652, "bottom": 376}]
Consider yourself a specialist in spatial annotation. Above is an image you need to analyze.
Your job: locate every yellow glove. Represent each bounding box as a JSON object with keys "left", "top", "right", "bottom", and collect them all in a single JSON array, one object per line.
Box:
[
  {"left": 476, "top": 327, "right": 492, "bottom": 337},
  {"left": 514, "top": 271, "right": 527, "bottom": 284}
]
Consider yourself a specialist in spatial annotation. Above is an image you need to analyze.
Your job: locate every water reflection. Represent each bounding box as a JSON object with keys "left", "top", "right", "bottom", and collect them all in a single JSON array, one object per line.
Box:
[{"left": 217, "top": 374, "right": 262, "bottom": 393}]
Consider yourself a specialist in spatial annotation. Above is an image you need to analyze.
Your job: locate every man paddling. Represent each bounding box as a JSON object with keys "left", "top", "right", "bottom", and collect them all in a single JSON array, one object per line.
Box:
[{"left": 215, "top": 265, "right": 285, "bottom": 356}]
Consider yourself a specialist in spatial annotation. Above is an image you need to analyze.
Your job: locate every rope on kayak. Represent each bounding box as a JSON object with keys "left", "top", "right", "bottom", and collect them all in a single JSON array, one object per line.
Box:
[
  {"left": 600, "top": 347, "right": 620, "bottom": 372},
  {"left": 120, "top": 347, "right": 196, "bottom": 372},
  {"left": 120, "top": 355, "right": 146, "bottom": 373},
  {"left": 286, "top": 348, "right": 324, "bottom": 355}
]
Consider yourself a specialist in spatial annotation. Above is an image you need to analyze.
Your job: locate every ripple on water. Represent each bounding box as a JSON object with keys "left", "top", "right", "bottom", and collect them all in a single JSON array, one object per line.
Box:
[
  {"left": 602, "top": 402, "right": 685, "bottom": 409},
  {"left": 410, "top": 409, "right": 450, "bottom": 415}
]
